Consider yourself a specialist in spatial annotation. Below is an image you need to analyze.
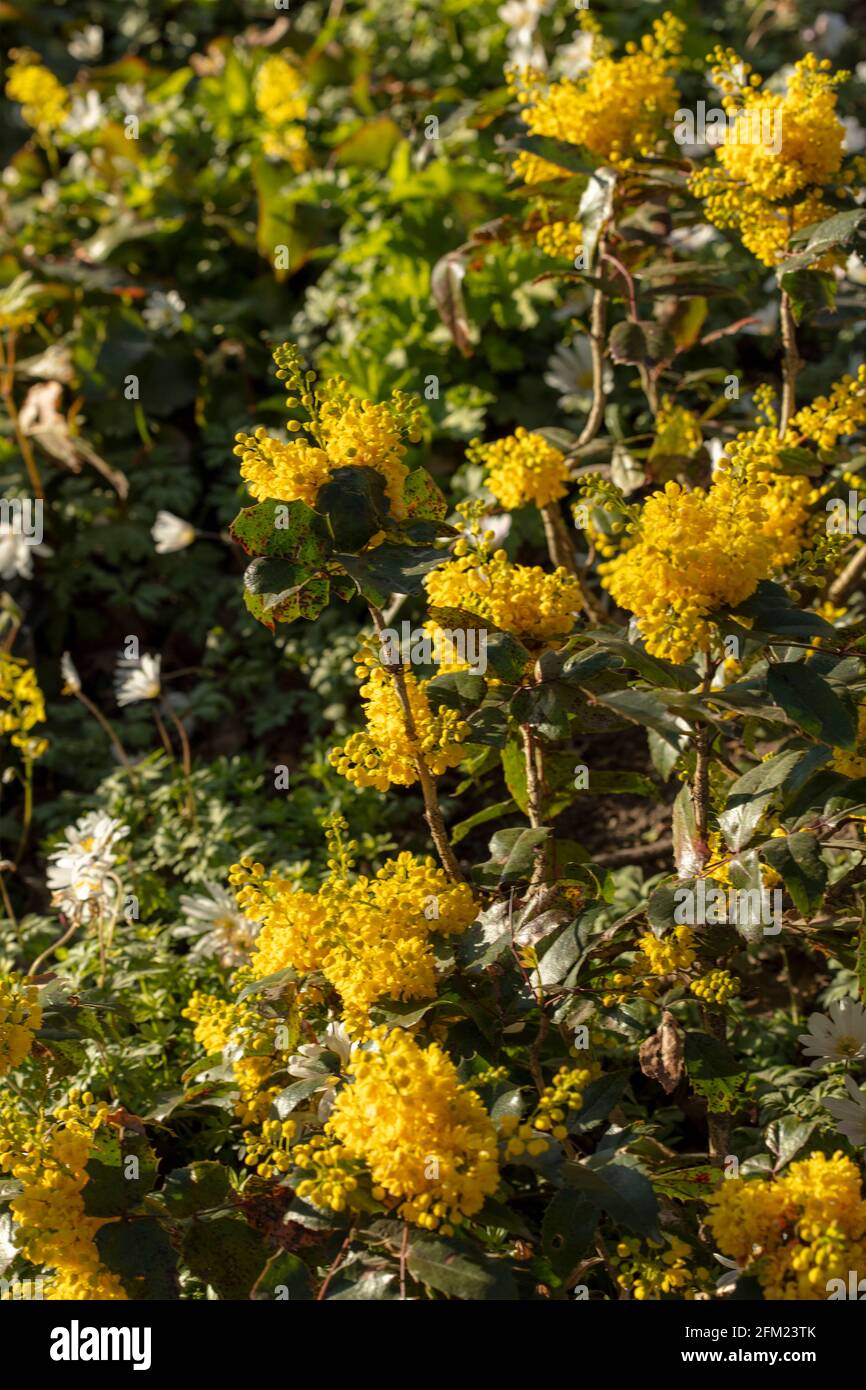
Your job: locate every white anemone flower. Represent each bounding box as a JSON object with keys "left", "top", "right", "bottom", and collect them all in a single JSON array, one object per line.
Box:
[
  {"left": 0, "top": 522, "right": 50, "bottom": 579},
  {"left": 151, "top": 510, "right": 196, "bottom": 554},
  {"left": 143, "top": 290, "right": 186, "bottom": 336},
  {"left": 824, "top": 1075, "right": 866, "bottom": 1147},
  {"left": 286, "top": 1023, "right": 358, "bottom": 1120},
  {"left": 47, "top": 812, "right": 128, "bottom": 922},
  {"left": 179, "top": 884, "right": 260, "bottom": 967},
  {"left": 115, "top": 653, "right": 161, "bottom": 706},
  {"left": 798, "top": 998, "right": 866, "bottom": 1067},
  {"left": 60, "top": 652, "right": 81, "bottom": 694}
]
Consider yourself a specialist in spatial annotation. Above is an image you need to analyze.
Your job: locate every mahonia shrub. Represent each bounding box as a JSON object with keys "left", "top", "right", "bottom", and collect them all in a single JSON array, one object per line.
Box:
[{"left": 4, "top": 0, "right": 866, "bottom": 1313}]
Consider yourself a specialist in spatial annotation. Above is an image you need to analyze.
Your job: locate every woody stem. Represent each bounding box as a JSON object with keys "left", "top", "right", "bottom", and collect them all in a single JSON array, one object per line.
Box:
[
  {"left": 779, "top": 291, "right": 801, "bottom": 437},
  {"left": 369, "top": 607, "right": 467, "bottom": 887}
]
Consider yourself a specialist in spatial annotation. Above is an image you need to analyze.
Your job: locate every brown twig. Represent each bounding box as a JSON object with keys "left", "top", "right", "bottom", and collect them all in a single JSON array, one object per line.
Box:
[
  {"left": 779, "top": 290, "right": 801, "bottom": 437},
  {"left": 369, "top": 607, "right": 467, "bottom": 886}
]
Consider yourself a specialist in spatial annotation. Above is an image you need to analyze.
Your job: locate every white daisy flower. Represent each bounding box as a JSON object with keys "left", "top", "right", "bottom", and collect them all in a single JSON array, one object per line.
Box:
[
  {"left": 68, "top": 25, "right": 103, "bottom": 61},
  {"left": 47, "top": 812, "right": 128, "bottom": 922},
  {"left": 115, "top": 653, "right": 161, "bottom": 706},
  {"left": 798, "top": 998, "right": 866, "bottom": 1066},
  {"left": 179, "top": 884, "right": 260, "bottom": 967},
  {"left": 143, "top": 290, "right": 186, "bottom": 336},
  {"left": 151, "top": 510, "right": 196, "bottom": 554},
  {"left": 60, "top": 652, "right": 81, "bottom": 694},
  {"left": 0, "top": 522, "right": 50, "bottom": 580},
  {"left": 64, "top": 91, "right": 105, "bottom": 136},
  {"left": 824, "top": 1075, "right": 866, "bottom": 1147}
]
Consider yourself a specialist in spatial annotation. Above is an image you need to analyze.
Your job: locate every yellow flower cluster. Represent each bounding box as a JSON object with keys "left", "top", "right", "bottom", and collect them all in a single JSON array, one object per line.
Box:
[
  {"left": 328, "top": 646, "right": 470, "bottom": 791},
  {"left": 0, "top": 651, "right": 49, "bottom": 760},
  {"left": 231, "top": 827, "right": 476, "bottom": 1036},
  {"left": 689, "top": 51, "right": 852, "bottom": 266},
  {"left": 255, "top": 55, "right": 309, "bottom": 170},
  {"left": 535, "top": 217, "right": 583, "bottom": 262},
  {"left": 690, "top": 969, "right": 740, "bottom": 1005},
  {"left": 324, "top": 1026, "right": 499, "bottom": 1231},
  {"left": 513, "top": 12, "right": 684, "bottom": 165},
  {"left": 598, "top": 368, "right": 866, "bottom": 662},
  {"left": 708, "top": 1151, "right": 866, "bottom": 1300},
  {"left": 832, "top": 703, "right": 866, "bottom": 778},
  {"left": 0, "top": 1094, "right": 127, "bottom": 1300},
  {"left": 182, "top": 987, "right": 299, "bottom": 1175},
  {"left": 468, "top": 428, "right": 570, "bottom": 510},
  {"left": 601, "top": 477, "right": 771, "bottom": 662},
  {"left": 426, "top": 543, "right": 583, "bottom": 644},
  {"left": 0, "top": 974, "right": 42, "bottom": 1075},
  {"left": 6, "top": 52, "right": 69, "bottom": 133},
  {"left": 613, "top": 1234, "right": 712, "bottom": 1299},
  {"left": 651, "top": 396, "right": 703, "bottom": 459},
  {"left": 234, "top": 343, "right": 423, "bottom": 521},
  {"left": 638, "top": 925, "right": 696, "bottom": 975},
  {"left": 500, "top": 1065, "right": 593, "bottom": 1157}
]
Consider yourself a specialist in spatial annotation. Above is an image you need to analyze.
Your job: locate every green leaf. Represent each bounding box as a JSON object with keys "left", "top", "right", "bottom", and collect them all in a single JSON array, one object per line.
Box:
[
  {"left": 161, "top": 1161, "right": 231, "bottom": 1218},
  {"left": 718, "top": 749, "right": 809, "bottom": 852},
  {"left": 731, "top": 581, "right": 836, "bottom": 642},
  {"left": 452, "top": 799, "right": 517, "bottom": 845},
  {"left": 501, "top": 738, "right": 529, "bottom": 812},
  {"left": 778, "top": 269, "right": 836, "bottom": 324},
  {"left": 402, "top": 467, "right": 448, "bottom": 522},
  {"left": 96, "top": 1217, "right": 178, "bottom": 1300},
  {"left": 767, "top": 662, "right": 856, "bottom": 747},
  {"left": 765, "top": 1116, "right": 818, "bottom": 1172},
  {"left": 565, "top": 1161, "right": 660, "bottom": 1240},
  {"left": 475, "top": 827, "right": 550, "bottom": 886},
  {"left": 230, "top": 498, "right": 330, "bottom": 562},
  {"left": 542, "top": 1189, "right": 599, "bottom": 1278},
  {"left": 781, "top": 208, "right": 866, "bottom": 275},
  {"left": 337, "top": 541, "right": 445, "bottom": 599},
  {"left": 760, "top": 831, "right": 827, "bottom": 918},
  {"left": 82, "top": 1131, "right": 158, "bottom": 1217},
  {"left": 316, "top": 466, "right": 390, "bottom": 553},
  {"left": 407, "top": 1236, "right": 518, "bottom": 1299},
  {"left": 608, "top": 320, "right": 674, "bottom": 367},
  {"left": 182, "top": 1215, "right": 269, "bottom": 1300},
  {"left": 512, "top": 134, "right": 596, "bottom": 176}
]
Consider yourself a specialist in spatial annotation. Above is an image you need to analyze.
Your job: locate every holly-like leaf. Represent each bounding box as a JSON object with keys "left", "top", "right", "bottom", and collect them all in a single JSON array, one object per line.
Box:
[{"left": 316, "top": 466, "right": 390, "bottom": 553}]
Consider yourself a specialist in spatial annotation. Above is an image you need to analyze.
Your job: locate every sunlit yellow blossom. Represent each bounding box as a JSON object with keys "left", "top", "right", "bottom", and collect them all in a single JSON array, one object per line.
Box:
[
  {"left": 321, "top": 1026, "right": 499, "bottom": 1228},
  {"left": 690, "top": 969, "right": 740, "bottom": 1005},
  {"left": 234, "top": 343, "right": 422, "bottom": 520},
  {"left": 650, "top": 396, "right": 703, "bottom": 459},
  {"left": 468, "top": 428, "right": 570, "bottom": 510},
  {"left": 513, "top": 12, "right": 684, "bottom": 166},
  {"left": 638, "top": 925, "right": 696, "bottom": 975},
  {"left": 255, "top": 55, "right": 309, "bottom": 169},
  {"left": 6, "top": 53, "right": 69, "bottom": 133},
  {"left": 328, "top": 646, "right": 469, "bottom": 791},
  {"left": 183, "top": 986, "right": 300, "bottom": 1176},
  {"left": 708, "top": 1151, "right": 866, "bottom": 1300},
  {"left": 0, "top": 1097, "right": 127, "bottom": 1300},
  {"left": 612, "top": 1234, "right": 712, "bottom": 1300},
  {"left": 0, "top": 974, "right": 42, "bottom": 1075},
  {"left": 831, "top": 703, "right": 866, "bottom": 778},
  {"left": 0, "top": 651, "right": 49, "bottom": 760},
  {"left": 689, "top": 51, "right": 852, "bottom": 267},
  {"left": 426, "top": 544, "right": 583, "bottom": 644},
  {"left": 231, "top": 824, "right": 476, "bottom": 1036}
]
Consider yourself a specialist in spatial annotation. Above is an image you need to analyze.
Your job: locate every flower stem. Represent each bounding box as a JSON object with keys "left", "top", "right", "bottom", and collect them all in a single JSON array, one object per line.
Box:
[
  {"left": 369, "top": 606, "right": 467, "bottom": 887},
  {"left": 779, "top": 291, "right": 801, "bottom": 437}
]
